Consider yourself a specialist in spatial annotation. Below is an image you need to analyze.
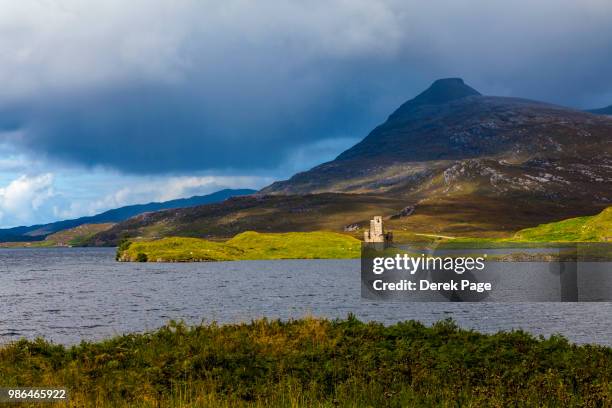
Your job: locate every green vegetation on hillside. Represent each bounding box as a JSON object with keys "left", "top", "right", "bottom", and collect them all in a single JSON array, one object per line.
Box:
[
  {"left": 0, "top": 223, "right": 115, "bottom": 248},
  {"left": 91, "top": 193, "right": 409, "bottom": 245},
  {"left": 0, "top": 240, "right": 54, "bottom": 248},
  {"left": 1, "top": 317, "right": 610, "bottom": 407},
  {"left": 444, "top": 207, "right": 611, "bottom": 246},
  {"left": 116, "top": 207, "right": 611, "bottom": 262},
  {"left": 118, "top": 231, "right": 361, "bottom": 262},
  {"left": 512, "top": 207, "right": 611, "bottom": 242},
  {"left": 45, "top": 223, "right": 115, "bottom": 246}
]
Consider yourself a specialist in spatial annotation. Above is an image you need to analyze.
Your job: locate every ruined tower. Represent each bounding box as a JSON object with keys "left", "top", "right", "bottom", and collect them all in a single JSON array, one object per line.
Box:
[{"left": 364, "top": 216, "right": 392, "bottom": 243}]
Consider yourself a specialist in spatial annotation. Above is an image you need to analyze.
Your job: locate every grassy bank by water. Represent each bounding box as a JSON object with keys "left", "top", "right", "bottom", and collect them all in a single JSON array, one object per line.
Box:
[
  {"left": 0, "top": 317, "right": 610, "bottom": 407},
  {"left": 117, "top": 231, "right": 361, "bottom": 262}
]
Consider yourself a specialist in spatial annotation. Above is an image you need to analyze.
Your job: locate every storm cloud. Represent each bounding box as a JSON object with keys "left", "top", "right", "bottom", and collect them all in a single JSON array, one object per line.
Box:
[{"left": 1, "top": 0, "right": 612, "bottom": 174}]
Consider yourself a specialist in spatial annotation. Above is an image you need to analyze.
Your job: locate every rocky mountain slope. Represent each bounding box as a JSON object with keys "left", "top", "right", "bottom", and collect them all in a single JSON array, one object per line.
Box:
[
  {"left": 263, "top": 78, "right": 611, "bottom": 200},
  {"left": 91, "top": 79, "right": 612, "bottom": 243}
]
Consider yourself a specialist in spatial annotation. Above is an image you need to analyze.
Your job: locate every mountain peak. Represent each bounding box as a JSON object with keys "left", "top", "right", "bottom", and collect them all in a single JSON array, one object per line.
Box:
[
  {"left": 417, "top": 77, "right": 481, "bottom": 104},
  {"left": 390, "top": 77, "right": 481, "bottom": 118}
]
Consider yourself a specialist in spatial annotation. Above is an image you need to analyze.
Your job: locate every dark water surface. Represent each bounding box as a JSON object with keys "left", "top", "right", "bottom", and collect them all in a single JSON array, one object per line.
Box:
[{"left": 1, "top": 247, "right": 611, "bottom": 345}]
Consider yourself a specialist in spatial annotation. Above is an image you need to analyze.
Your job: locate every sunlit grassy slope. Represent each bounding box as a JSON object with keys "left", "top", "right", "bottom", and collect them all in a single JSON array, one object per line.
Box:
[
  {"left": 45, "top": 223, "right": 115, "bottom": 246},
  {"left": 118, "top": 231, "right": 361, "bottom": 262},
  {"left": 513, "top": 207, "right": 611, "bottom": 242},
  {"left": 116, "top": 207, "right": 611, "bottom": 261}
]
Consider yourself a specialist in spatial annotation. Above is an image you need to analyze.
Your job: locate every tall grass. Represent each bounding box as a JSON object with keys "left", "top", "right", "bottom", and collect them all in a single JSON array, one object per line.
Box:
[{"left": 1, "top": 317, "right": 610, "bottom": 407}]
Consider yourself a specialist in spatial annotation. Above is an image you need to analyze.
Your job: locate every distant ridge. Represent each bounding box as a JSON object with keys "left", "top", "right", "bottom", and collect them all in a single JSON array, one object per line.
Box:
[
  {"left": 588, "top": 105, "right": 612, "bottom": 115},
  {"left": 0, "top": 188, "right": 256, "bottom": 242}
]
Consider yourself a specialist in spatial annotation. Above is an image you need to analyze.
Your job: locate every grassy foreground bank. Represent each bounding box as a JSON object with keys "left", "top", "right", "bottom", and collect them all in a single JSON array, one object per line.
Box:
[
  {"left": 0, "top": 317, "right": 610, "bottom": 407},
  {"left": 117, "top": 231, "right": 361, "bottom": 262}
]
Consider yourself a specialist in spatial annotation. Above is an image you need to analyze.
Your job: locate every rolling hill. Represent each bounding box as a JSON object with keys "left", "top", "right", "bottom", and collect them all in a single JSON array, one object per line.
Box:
[
  {"left": 513, "top": 207, "right": 611, "bottom": 242},
  {"left": 0, "top": 189, "right": 255, "bottom": 242},
  {"left": 89, "top": 193, "right": 408, "bottom": 245}
]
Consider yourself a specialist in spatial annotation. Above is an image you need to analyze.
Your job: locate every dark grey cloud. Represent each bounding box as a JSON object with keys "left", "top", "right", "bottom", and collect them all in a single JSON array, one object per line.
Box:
[
  {"left": 14, "top": 75, "right": 385, "bottom": 173},
  {"left": 1, "top": 0, "right": 612, "bottom": 174}
]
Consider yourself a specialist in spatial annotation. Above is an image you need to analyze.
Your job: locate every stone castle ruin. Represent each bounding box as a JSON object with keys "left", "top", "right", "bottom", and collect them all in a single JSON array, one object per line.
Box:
[{"left": 364, "top": 216, "right": 393, "bottom": 243}]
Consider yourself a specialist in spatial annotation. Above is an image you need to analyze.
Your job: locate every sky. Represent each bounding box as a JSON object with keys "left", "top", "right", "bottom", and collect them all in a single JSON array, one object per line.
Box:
[{"left": 1, "top": 0, "right": 612, "bottom": 227}]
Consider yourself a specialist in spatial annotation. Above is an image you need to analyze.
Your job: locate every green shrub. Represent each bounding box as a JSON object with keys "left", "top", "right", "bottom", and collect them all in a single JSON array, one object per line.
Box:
[
  {"left": 115, "top": 239, "right": 133, "bottom": 261},
  {"left": 0, "top": 317, "right": 610, "bottom": 407}
]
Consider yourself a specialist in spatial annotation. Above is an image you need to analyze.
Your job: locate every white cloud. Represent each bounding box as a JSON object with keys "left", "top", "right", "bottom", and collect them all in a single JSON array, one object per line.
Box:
[
  {"left": 52, "top": 174, "right": 270, "bottom": 220},
  {"left": 0, "top": 170, "right": 269, "bottom": 227},
  {"left": 0, "top": 173, "right": 55, "bottom": 225}
]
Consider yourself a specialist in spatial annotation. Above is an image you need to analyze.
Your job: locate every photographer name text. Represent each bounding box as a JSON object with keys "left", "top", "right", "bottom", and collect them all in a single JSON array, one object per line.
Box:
[{"left": 372, "top": 279, "right": 491, "bottom": 293}]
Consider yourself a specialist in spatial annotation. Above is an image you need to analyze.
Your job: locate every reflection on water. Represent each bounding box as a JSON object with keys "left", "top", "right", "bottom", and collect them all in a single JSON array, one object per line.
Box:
[{"left": 0, "top": 247, "right": 611, "bottom": 345}]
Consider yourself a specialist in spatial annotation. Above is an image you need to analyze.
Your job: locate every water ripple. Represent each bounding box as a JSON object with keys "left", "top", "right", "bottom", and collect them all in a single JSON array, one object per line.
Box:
[{"left": 0, "top": 247, "right": 610, "bottom": 346}]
